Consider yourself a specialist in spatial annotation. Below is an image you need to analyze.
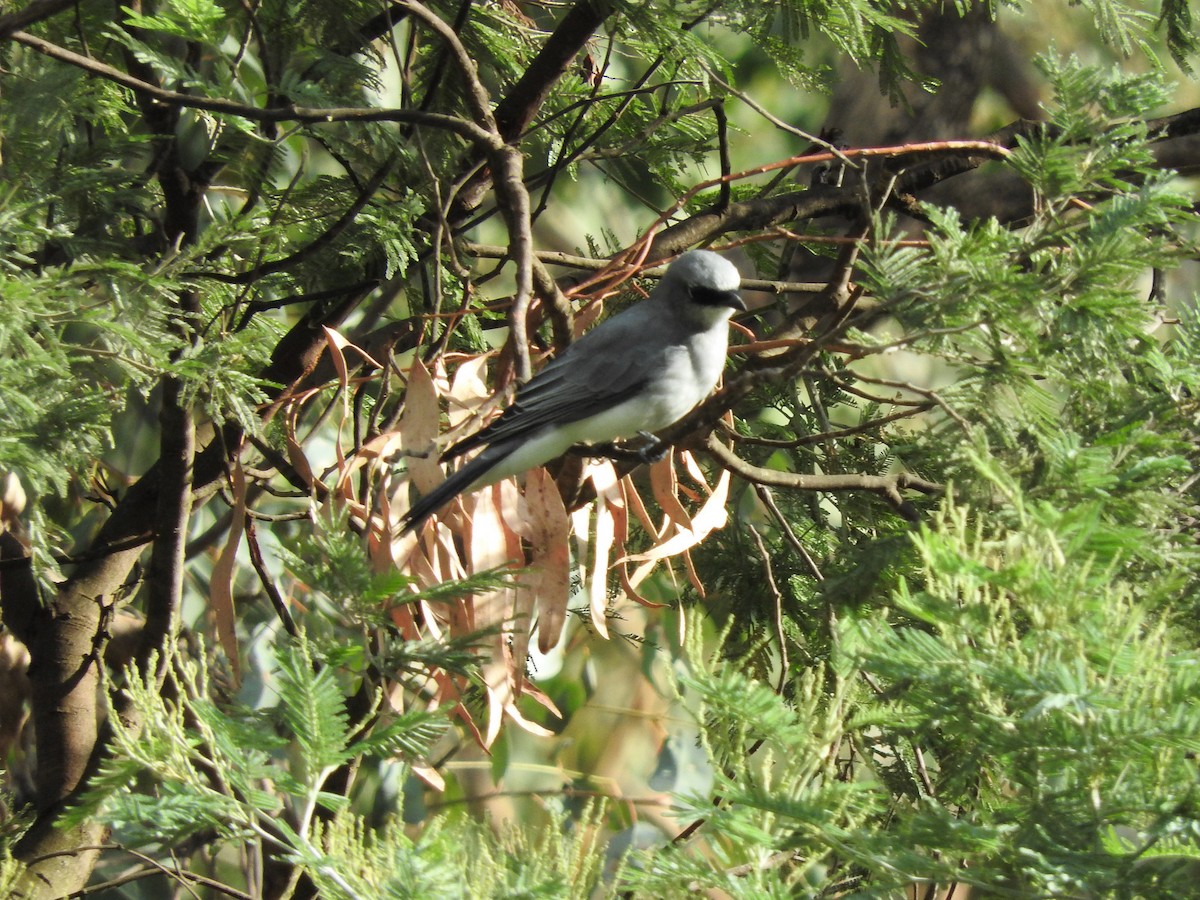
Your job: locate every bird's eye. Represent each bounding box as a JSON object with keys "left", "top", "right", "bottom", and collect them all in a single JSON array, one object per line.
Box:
[{"left": 690, "top": 285, "right": 740, "bottom": 307}]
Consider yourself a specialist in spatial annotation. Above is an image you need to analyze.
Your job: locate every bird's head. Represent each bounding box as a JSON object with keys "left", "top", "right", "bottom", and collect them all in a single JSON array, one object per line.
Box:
[{"left": 658, "top": 250, "right": 746, "bottom": 325}]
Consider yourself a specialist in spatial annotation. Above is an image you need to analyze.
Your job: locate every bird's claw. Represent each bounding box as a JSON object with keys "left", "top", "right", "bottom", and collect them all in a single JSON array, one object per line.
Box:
[{"left": 634, "top": 431, "right": 669, "bottom": 464}]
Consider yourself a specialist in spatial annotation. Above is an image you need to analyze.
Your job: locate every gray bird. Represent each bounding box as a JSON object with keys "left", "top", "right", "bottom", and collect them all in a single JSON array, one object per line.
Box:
[{"left": 401, "top": 250, "right": 745, "bottom": 533}]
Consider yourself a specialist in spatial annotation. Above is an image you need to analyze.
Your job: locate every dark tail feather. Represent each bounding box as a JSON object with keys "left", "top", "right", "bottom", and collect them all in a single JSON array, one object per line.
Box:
[{"left": 400, "top": 442, "right": 515, "bottom": 534}]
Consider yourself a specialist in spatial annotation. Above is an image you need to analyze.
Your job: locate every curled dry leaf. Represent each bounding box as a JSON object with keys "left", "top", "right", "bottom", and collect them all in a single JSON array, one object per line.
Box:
[
  {"left": 586, "top": 461, "right": 622, "bottom": 639},
  {"left": 649, "top": 451, "right": 694, "bottom": 533},
  {"left": 483, "top": 661, "right": 507, "bottom": 749},
  {"left": 467, "top": 487, "right": 514, "bottom": 631},
  {"left": 623, "top": 469, "right": 659, "bottom": 539},
  {"left": 468, "top": 486, "right": 526, "bottom": 741},
  {"left": 283, "top": 405, "right": 316, "bottom": 488},
  {"left": 617, "top": 466, "right": 730, "bottom": 565},
  {"left": 522, "top": 467, "right": 571, "bottom": 654},
  {"left": 411, "top": 763, "right": 446, "bottom": 791},
  {"left": 400, "top": 357, "right": 446, "bottom": 495},
  {"left": 0, "top": 472, "right": 27, "bottom": 527},
  {"left": 321, "top": 326, "right": 355, "bottom": 466},
  {"left": 321, "top": 324, "right": 384, "bottom": 372},
  {"left": 445, "top": 353, "right": 494, "bottom": 432},
  {"left": 503, "top": 698, "right": 555, "bottom": 737},
  {"left": 571, "top": 297, "right": 605, "bottom": 337},
  {"left": 0, "top": 632, "right": 30, "bottom": 764},
  {"left": 321, "top": 325, "right": 352, "bottom": 394},
  {"left": 497, "top": 480, "right": 535, "bottom": 697}
]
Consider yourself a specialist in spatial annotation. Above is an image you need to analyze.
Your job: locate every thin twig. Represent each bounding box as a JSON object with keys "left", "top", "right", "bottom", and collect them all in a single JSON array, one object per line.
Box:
[
  {"left": 746, "top": 522, "right": 789, "bottom": 694},
  {"left": 245, "top": 517, "right": 298, "bottom": 637},
  {"left": 722, "top": 403, "right": 936, "bottom": 449},
  {"left": 702, "top": 61, "right": 853, "bottom": 168},
  {"left": 753, "top": 485, "right": 824, "bottom": 582}
]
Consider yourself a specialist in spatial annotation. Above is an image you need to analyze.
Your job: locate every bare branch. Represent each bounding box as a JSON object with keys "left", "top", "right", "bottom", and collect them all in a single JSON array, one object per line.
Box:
[
  {"left": 745, "top": 522, "right": 789, "bottom": 694},
  {"left": 705, "top": 433, "right": 942, "bottom": 521}
]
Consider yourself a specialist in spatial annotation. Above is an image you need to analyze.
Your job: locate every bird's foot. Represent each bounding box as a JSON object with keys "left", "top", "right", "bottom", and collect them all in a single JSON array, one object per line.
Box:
[
  {"left": 571, "top": 434, "right": 670, "bottom": 465},
  {"left": 634, "top": 431, "right": 669, "bottom": 464}
]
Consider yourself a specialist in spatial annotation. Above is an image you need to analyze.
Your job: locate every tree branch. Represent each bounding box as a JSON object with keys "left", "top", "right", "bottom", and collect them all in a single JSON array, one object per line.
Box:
[
  {"left": 136, "top": 374, "right": 195, "bottom": 682},
  {"left": 8, "top": 30, "right": 495, "bottom": 143},
  {"left": 492, "top": 0, "right": 615, "bottom": 140},
  {"left": 393, "top": 0, "right": 540, "bottom": 381},
  {"left": 705, "top": 434, "right": 942, "bottom": 521}
]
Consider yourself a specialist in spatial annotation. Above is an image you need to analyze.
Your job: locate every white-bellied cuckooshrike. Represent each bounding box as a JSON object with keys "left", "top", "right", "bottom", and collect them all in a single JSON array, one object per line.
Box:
[{"left": 401, "top": 249, "right": 745, "bottom": 533}]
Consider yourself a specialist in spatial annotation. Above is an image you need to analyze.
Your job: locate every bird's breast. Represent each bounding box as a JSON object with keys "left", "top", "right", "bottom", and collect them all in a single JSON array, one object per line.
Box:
[{"left": 634, "top": 336, "right": 727, "bottom": 430}]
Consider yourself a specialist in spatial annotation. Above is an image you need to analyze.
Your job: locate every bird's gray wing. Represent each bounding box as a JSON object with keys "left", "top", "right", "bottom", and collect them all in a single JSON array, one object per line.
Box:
[
  {"left": 443, "top": 307, "right": 662, "bottom": 461},
  {"left": 401, "top": 440, "right": 517, "bottom": 532}
]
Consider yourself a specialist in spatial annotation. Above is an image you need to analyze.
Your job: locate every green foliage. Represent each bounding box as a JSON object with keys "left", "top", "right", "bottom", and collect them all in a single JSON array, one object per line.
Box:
[
  {"left": 0, "top": 260, "right": 175, "bottom": 499},
  {"left": 291, "top": 799, "right": 618, "bottom": 899},
  {"left": 849, "top": 492, "right": 1200, "bottom": 895},
  {"left": 642, "top": 457, "right": 1200, "bottom": 894},
  {"left": 723, "top": 0, "right": 924, "bottom": 97},
  {"left": 0, "top": 851, "right": 24, "bottom": 899},
  {"left": 64, "top": 631, "right": 622, "bottom": 897},
  {"left": 672, "top": 43, "right": 1200, "bottom": 898},
  {"left": 1158, "top": 0, "right": 1200, "bottom": 70},
  {"left": 120, "top": 0, "right": 227, "bottom": 44}
]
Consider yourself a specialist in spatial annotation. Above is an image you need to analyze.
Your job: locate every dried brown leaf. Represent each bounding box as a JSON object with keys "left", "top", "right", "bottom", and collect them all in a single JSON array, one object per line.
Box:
[
  {"left": 617, "top": 468, "right": 730, "bottom": 564},
  {"left": 401, "top": 357, "right": 446, "bottom": 494},
  {"left": 284, "top": 405, "right": 316, "bottom": 487},
  {"left": 412, "top": 764, "right": 446, "bottom": 790},
  {"left": 446, "top": 354, "right": 493, "bottom": 429},
  {"left": 587, "top": 462, "right": 622, "bottom": 638},
  {"left": 523, "top": 467, "right": 571, "bottom": 654},
  {"left": 650, "top": 451, "right": 694, "bottom": 531},
  {"left": 0, "top": 633, "right": 30, "bottom": 762},
  {"left": 0, "top": 472, "right": 26, "bottom": 527}
]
